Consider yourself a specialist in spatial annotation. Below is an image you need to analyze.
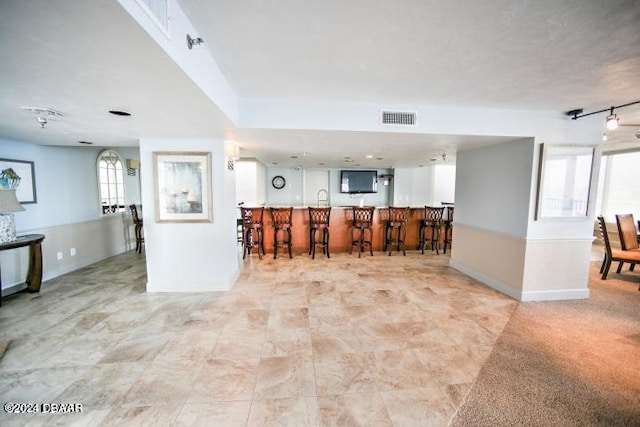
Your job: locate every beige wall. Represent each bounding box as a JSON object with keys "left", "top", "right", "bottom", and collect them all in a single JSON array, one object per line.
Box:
[
  {"left": 1, "top": 215, "right": 133, "bottom": 292},
  {"left": 449, "top": 223, "right": 526, "bottom": 300}
]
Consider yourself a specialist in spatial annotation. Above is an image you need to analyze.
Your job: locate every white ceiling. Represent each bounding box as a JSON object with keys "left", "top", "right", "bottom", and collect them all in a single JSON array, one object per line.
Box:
[{"left": 1, "top": 0, "right": 639, "bottom": 166}]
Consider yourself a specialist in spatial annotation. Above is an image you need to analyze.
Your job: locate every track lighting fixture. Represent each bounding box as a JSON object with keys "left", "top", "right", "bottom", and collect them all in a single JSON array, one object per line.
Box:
[
  {"left": 566, "top": 100, "right": 640, "bottom": 129},
  {"left": 605, "top": 107, "right": 618, "bottom": 130},
  {"left": 186, "top": 34, "right": 204, "bottom": 49}
]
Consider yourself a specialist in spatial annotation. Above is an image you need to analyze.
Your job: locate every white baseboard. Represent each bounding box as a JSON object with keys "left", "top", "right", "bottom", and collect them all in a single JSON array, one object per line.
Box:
[
  {"left": 449, "top": 259, "right": 522, "bottom": 300},
  {"left": 521, "top": 288, "right": 589, "bottom": 301},
  {"left": 450, "top": 259, "right": 590, "bottom": 302}
]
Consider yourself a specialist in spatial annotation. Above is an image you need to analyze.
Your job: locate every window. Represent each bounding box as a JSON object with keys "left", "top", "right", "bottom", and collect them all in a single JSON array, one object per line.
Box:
[
  {"left": 595, "top": 151, "right": 640, "bottom": 221},
  {"left": 97, "top": 150, "right": 126, "bottom": 214}
]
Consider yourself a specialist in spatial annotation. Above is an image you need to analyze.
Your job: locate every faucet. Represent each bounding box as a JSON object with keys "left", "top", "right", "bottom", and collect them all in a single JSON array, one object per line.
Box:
[{"left": 317, "top": 189, "right": 329, "bottom": 206}]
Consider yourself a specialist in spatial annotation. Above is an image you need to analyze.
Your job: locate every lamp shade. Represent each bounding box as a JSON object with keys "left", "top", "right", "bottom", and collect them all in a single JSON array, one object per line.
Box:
[{"left": 0, "top": 189, "right": 24, "bottom": 213}]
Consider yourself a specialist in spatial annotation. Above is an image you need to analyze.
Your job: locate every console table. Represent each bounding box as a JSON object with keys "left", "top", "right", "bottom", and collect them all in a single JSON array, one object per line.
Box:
[{"left": 0, "top": 234, "right": 45, "bottom": 306}]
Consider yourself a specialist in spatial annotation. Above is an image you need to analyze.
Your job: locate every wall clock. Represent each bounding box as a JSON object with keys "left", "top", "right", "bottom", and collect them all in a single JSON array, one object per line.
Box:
[{"left": 272, "top": 175, "right": 286, "bottom": 189}]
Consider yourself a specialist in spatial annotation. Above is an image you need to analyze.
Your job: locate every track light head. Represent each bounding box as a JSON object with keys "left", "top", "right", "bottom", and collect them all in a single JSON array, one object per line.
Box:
[{"left": 186, "top": 34, "right": 204, "bottom": 49}]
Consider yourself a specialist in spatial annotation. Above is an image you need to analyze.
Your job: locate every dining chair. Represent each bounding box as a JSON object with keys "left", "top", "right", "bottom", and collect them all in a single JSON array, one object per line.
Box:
[
  {"left": 597, "top": 216, "right": 640, "bottom": 281},
  {"left": 615, "top": 213, "right": 640, "bottom": 272}
]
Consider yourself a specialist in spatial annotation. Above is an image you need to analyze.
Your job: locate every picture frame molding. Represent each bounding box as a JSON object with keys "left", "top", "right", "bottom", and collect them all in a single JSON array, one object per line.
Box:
[
  {"left": 535, "top": 143, "right": 596, "bottom": 220},
  {"left": 0, "top": 158, "right": 37, "bottom": 204},
  {"left": 153, "top": 151, "right": 213, "bottom": 223}
]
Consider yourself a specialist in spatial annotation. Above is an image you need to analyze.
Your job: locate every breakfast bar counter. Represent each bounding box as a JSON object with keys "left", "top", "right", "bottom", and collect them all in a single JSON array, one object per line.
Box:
[{"left": 253, "top": 206, "right": 443, "bottom": 255}]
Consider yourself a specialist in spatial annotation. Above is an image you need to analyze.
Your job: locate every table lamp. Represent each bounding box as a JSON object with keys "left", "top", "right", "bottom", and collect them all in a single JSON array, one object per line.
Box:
[{"left": 0, "top": 168, "right": 25, "bottom": 244}]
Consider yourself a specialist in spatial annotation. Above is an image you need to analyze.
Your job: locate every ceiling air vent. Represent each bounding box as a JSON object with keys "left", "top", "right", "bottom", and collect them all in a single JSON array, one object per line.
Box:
[{"left": 380, "top": 110, "right": 417, "bottom": 126}]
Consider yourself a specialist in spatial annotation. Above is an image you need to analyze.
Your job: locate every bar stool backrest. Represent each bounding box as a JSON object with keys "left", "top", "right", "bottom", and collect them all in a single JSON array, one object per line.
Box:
[
  {"left": 309, "top": 207, "right": 331, "bottom": 226},
  {"left": 445, "top": 206, "right": 454, "bottom": 222},
  {"left": 241, "top": 207, "right": 264, "bottom": 227},
  {"left": 271, "top": 207, "right": 293, "bottom": 227},
  {"left": 388, "top": 207, "right": 409, "bottom": 222},
  {"left": 424, "top": 206, "right": 445, "bottom": 222},
  {"left": 352, "top": 206, "right": 375, "bottom": 226},
  {"left": 129, "top": 204, "right": 142, "bottom": 224}
]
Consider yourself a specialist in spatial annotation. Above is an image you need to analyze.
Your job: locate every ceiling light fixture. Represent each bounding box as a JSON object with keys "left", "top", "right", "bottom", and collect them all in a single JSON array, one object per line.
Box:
[
  {"left": 186, "top": 34, "right": 204, "bottom": 49},
  {"left": 20, "top": 106, "right": 66, "bottom": 128},
  {"left": 605, "top": 107, "right": 618, "bottom": 130},
  {"left": 566, "top": 100, "right": 640, "bottom": 129}
]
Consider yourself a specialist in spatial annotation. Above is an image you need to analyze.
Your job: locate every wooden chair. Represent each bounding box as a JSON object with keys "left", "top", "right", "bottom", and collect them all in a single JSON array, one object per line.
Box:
[
  {"left": 384, "top": 207, "right": 409, "bottom": 256},
  {"left": 597, "top": 216, "right": 640, "bottom": 280},
  {"left": 241, "top": 207, "right": 265, "bottom": 259},
  {"left": 350, "top": 206, "right": 375, "bottom": 257},
  {"left": 308, "top": 207, "right": 331, "bottom": 259},
  {"left": 129, "top": 204, "right": 144, "bottom": 253},
  {"left": 443, "top": 205, "right": 454, "bottom": 254},
  {"left": 418, "top": 206, "right": 444, "bottom": 254},
  {"left": 270, "top": 207, "right": 293, "bottom": 259},
  {"left": 615, "top": 213, "right": 640, "bottom": 272}
]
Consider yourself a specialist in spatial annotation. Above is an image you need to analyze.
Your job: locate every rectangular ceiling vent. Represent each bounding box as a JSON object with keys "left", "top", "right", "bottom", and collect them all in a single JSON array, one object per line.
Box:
[
  {"left": 135, "top": 0, "right": 169, "bottom": 34},
  {"left": 380, "top": 110, "right": 417, "bottom": 126}
]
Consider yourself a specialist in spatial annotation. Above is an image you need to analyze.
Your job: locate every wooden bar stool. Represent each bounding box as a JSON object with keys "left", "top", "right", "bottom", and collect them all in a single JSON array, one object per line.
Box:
[
  {"left": 384, "top": 206, "right": 409, "bottom": 256},
  {"left": 443, "top": 205, "right": 454, "bottom": 254},
  {"left": 350, "top": 206, "right": 375, "bottom": 257},
  {"left": 418, "top": 206, "right": 444, "bottom": 254},
  {"left": 241, "top": 207, "right": 265, "bottom": 259},
  {"left": 270, "top": 207, "right": 293, "bottom": 259},
  {"left": 129, "top": 204, "right": 144, "bottom": 254},
  {"left": 308, "top": 207, "right": 331, "bottom": 259}
]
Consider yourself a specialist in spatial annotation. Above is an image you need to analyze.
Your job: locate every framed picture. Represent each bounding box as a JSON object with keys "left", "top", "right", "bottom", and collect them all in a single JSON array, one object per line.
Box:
[
  {"left": 535, "top": 144, "right": 595, "bottom": 220},
  {"left": 153, "top": 151, "right": 213, "bottom": 223},
  {"left": 0, "top": 158, "right": 37, "bottom": 204}
]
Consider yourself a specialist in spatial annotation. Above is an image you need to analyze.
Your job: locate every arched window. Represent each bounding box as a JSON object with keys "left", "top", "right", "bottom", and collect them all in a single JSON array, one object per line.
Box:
[{"left": 97, "top": 150, "right": 126, "bottom": 214}]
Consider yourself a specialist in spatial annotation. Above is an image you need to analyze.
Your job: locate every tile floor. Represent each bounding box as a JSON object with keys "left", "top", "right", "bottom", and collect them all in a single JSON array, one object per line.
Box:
[{"left": 0, "top": 250, "right": 517, "bottom": 426}]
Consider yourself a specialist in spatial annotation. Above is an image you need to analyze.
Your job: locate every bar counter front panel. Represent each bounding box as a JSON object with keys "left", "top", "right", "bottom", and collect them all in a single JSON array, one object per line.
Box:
[{"left": 254, "top": 207, "right": 444, "bottom": 255}]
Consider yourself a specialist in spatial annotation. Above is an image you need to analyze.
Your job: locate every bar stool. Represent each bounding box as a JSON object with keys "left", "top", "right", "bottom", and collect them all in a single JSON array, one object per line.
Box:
[
  {"left": 384, "top": 206, "right": 409, "bottom": 256},
  {"left": 308, "top": 207, "right": 331, "bottom": 259},
  {"left": 129, "top": 204, "right": 144, "bottom": 254},
  {"left": 350, "top": 206, "right": 375, "bottom": 257},
  {"left": 442, "top": 206, "right": 454, "bottom": 254},
  {"left": 418, "top": 206, "right": 444, "bottom": 254},
  {"left": 270, "top": 207, "right": 293, "bottom": 259},
  {"left": 241, "top": 207, "right": 265, "bottom": 259}
]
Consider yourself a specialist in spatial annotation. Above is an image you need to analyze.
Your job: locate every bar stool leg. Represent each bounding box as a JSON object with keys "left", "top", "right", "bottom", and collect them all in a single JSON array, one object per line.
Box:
[
  {"left": 310, "top": 228, "right": 317, "bottom": 259},
  {"left": 287, "top": 228, "right": 293, "bottom": 259},
  {"left": 368, "top": 227, "right": 373, "bottom": 256},
  {"left": 273, "top": 228, "right": 279, "bottom": 260},
  {"left": 325, "top": 229, "right": 330, "bottom": 258}
]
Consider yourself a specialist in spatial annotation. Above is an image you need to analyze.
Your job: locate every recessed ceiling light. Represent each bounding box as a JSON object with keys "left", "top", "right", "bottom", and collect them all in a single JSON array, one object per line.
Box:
[
  {"left": 272, "top": 162, "right": 278, "bottom": 165},
  {"left": 366, "top": 155, "right": 373, "bottom": 159},
  {"left": 301, "top": 152, "right": 309, "bottom": 156},
  {"left": 78, "top": 141, "right": 94, "bottom": 145},
  {"left": 376, "top": 157, "right": 383, "bottom": 161},
  {"left": 290, "top": 155, "right": 298, "bottom": 159},
  {"left": 355, "top": 164, "right": 361, "bottom": 166},
  {"left": 318, "top": 163, "right": 325, "bottom": 166},
  {"left": 344, "top": 156, "right": 352, "bottom": 159},
  {"left": 108, "top": 110, "right": 131, "bottom": 116}
]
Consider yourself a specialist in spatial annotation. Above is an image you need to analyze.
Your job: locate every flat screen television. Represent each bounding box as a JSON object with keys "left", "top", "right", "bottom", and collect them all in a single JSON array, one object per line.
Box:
[{"left": 340, "top": 170, "right": 378, "bottom": 194}]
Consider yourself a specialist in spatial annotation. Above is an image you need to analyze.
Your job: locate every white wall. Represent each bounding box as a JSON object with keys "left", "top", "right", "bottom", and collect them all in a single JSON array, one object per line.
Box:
[
  {"left": 140, "top": 138, "right": 238, "bottom": 292},
  {"left": 263, "top": 167, "right": 392, "bottom": 206},
  {"left": 455, "top": 138, "right": 535, "bottom": 238},
  {"left": 0, "top": 139, "right": 141, "bottom": 291},
  {"left": 265, "top": 166, "right": 304, "bottom": 206}
]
